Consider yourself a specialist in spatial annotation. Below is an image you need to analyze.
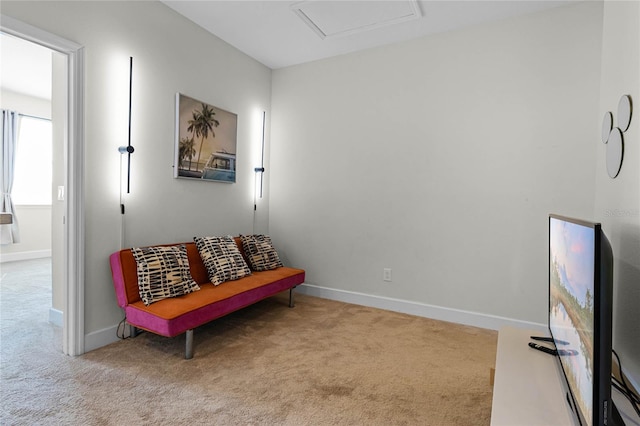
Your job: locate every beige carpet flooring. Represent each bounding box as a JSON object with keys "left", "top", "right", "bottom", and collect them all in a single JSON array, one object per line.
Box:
[{"left": 1, "top": 258, "right": 498, "bottom": 425}]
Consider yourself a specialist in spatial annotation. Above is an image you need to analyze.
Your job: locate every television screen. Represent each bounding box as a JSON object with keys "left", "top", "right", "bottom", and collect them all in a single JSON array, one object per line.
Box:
[
  {"left": 548, "top": 214, "right": 622, "bottom": 426},
  {"left": 549, "top": 216, "right": 596, "bottom": 425}
]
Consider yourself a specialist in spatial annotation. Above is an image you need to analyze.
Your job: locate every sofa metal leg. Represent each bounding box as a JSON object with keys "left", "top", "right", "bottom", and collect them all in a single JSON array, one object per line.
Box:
[
  {"left": 185, "top": 329, "right": 194, "bottom": 359},
  {"left": 129, "top": 324, "right": 140, "bottom": 338},
  {"left": 289, "top": 287, "right": 295, "bottom": 308}
]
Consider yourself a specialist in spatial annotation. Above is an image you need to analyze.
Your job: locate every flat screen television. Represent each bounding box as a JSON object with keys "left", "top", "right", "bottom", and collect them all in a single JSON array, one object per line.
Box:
[{"left": 548, "top": 214, "right": 624, "bottom": 426}]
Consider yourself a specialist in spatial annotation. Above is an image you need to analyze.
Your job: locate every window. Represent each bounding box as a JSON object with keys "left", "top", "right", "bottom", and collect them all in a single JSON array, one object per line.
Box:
[
  {"left": 12, "top": 116, "right": 52, "bottom": 205},
  {"left": 212, "top": 157, "right": 231, "bottom": 170}
]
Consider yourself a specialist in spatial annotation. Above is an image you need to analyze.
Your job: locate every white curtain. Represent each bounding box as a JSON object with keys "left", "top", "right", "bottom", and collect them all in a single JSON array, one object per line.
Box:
[{"left": 1, "top": 109, "right": 20, "bottom": 244}]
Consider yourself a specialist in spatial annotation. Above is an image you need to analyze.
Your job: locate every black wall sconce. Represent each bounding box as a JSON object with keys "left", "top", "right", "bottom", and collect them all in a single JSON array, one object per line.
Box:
[
  {"left": 118, "top": 56, "right": 135, "bottom": 194},
  {"left": 254, "top": 111, "right": 266, "bottom": 207}
]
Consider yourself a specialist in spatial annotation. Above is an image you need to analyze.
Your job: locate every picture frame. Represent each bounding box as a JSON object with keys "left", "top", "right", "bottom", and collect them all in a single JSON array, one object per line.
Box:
[{"left": 174, "top": 93, "right": 238, "bottom": 183}]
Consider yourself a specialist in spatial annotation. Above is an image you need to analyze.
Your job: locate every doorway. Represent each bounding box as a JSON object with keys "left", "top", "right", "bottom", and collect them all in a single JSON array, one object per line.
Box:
[
  {"left": 0, "top": 34, "right": 59, "bottom": 327},
  {"left": 1, "top": 15, "right": 85, "bottom": 356}
]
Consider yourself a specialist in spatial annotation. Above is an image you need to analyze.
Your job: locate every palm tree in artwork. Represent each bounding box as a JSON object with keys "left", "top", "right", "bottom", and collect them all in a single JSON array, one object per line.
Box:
[
  {"left": 187, "top": 103, "right": 220, "bottom": 172},
  {"left": 178, "top": 137, "right": 196, "bottom": 170}
]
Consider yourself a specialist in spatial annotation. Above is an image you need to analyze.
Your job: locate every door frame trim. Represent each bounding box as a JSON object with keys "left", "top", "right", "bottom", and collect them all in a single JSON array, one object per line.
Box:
[{"left": 1, "top": 15, "right": 85, "bottom": 356}]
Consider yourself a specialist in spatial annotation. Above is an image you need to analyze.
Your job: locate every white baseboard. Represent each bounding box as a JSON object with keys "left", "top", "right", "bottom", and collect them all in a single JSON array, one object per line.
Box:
[
  {"left": 0, "top": 249, "right": 51, "bottom": 263},
  {"left": 84, "top": 324, "right": 120, "bottom": 353},
  {"left": 297, "top": 283, "right": 546, "bottom": 332},
  {"left": 49, "top": 308, "right": 63, "bottom": 327}
]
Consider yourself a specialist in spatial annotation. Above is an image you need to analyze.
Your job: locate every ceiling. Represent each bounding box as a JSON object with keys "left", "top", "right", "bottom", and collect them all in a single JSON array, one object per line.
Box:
[
  {"left": 0, "top": 33, "right": 52, "bottom": 100},
  {"left": 0, "top": 1, "right": 576, "bottom": 99},
  {"left": 162, "top": 0, "right": 576, "bottom": 70}
]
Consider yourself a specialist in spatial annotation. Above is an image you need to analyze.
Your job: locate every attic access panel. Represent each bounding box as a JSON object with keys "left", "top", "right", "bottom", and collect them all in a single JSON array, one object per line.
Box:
[{"left": 291, "top": 0, "right": 422, "bottom": 39}]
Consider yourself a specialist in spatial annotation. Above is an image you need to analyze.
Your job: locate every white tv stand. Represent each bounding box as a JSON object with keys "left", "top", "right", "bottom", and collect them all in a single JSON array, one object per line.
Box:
[
  {"left": 491, "top": 326, "right": 638, "bottom": 426},
  {"left": 490, "top": 326, "right": 577, "bottom": 426}
]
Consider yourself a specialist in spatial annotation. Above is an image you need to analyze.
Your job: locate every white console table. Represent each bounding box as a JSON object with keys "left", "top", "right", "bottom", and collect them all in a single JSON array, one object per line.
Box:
[
  {"left": 491, "top": 327, "right": 638, "bottom": 426},
  {"left": 491, "top": 326, "right": 576, "bottom": 426}
]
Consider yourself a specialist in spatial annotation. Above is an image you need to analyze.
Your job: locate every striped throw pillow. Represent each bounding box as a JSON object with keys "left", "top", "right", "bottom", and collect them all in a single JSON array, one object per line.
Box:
[
  {"left": 194, "top": 236, "right": 252, "bottom": 285},
  {"left": 131, "top": 245, "right": 200, "bottom": 306},
  {"left": 240, "top": 234, "right": 283, "bottom": 271}
]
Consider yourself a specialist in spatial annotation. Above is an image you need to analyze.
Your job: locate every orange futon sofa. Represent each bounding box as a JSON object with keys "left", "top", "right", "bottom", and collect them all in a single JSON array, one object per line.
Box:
[{"left": 109, "top": 237, "right": 305, "bottom": 359}]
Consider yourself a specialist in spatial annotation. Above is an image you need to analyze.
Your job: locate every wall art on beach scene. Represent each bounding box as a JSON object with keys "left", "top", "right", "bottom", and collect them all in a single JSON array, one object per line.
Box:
[{"left": 175, "top": 93, "right": 238, "bottom": 183}]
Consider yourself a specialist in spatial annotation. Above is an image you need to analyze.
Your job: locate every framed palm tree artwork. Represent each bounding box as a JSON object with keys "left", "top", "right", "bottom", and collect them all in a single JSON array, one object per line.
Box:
[{"left": 174, "top": 93, "right": 238, "bottom": 183}]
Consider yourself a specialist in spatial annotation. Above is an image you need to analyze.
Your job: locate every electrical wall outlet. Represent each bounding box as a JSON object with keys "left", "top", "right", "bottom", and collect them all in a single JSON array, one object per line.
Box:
[{"left": 383, "top": 268, "right": 392, "bottom": 282}]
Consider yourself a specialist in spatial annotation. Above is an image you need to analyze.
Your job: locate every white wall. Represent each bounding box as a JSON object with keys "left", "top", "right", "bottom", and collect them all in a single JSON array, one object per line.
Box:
[
  {"left": 51, "top": 50, "right": 66, "bottom": 313},
  {"left": 0, "top": 90, "right": 52, "bottom": 261},
  {"left": 1, "top": 1, "right": 272, "bottom": 345},
  {"left": 0, "top": 206, "right": 51, "bottom": 261},
  {"left": 595, "top": 0, "right": 640, "bottom": 388},
  {"left": 270, "top": 2, "right": 603, "bottom": 327},
  {"left": 0, "top": 89, "right": 50, "bottom": 119}
]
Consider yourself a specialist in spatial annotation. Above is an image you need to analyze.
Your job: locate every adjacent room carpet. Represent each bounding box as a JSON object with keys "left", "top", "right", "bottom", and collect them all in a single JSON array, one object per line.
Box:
[{"left": 1, "top": 258, "right": 497, "bottom": 425}]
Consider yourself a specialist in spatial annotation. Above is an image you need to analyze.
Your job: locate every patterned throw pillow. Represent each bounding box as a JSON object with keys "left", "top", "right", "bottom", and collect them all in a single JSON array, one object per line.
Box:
[
  {"left": 131, "top": 245, "right": 200, "bottom": 306},
  {"left": 240, "top": 234, "right": 284, "bottom": 271},
  {"left": 193, "top": 236, "right": 252, "bottom": 285}
]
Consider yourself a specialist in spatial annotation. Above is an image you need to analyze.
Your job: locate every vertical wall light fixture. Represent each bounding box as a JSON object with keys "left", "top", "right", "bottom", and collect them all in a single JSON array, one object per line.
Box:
[
  {"left": 117, "top": 57, "right": 134, "bottom": 249},
  {"left": 118, "top": 56, "right": 135, "bottom": 196},
  {"left": 254, "top": 110, "right": 266, "bottom": 208}
]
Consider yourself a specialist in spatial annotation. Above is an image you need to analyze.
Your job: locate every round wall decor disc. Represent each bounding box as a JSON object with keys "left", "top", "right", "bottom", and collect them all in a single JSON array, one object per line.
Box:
[
  {"left": 617, "top": 95, "right": 632, "bottom": 132},
  {"left": 601, "top": 111, "right": 613, "bottom": 144},
  {"left": 606, "top": 127, "right": 624, "bottom": 178}
]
